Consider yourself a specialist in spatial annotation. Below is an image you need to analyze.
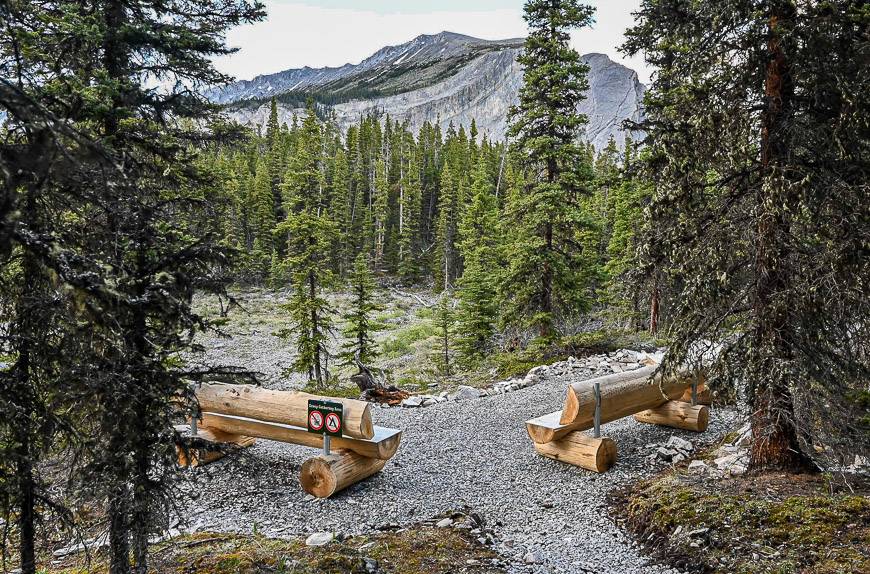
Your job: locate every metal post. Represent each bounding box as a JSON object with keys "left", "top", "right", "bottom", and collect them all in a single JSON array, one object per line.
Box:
[
  {"left": 593, "top": 382, "right": 601, "bottom": 439},
  {"left": 322, "top": 434, "right": 331, "bottom": 456},
  {"left": 191, "top": 416, "right": 198, "bottom": 437}
]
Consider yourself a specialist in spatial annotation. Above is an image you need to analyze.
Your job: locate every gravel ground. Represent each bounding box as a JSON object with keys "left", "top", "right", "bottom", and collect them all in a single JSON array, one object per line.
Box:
[{"left": 180, "top": 365, "right": 738, "bottom": 574}]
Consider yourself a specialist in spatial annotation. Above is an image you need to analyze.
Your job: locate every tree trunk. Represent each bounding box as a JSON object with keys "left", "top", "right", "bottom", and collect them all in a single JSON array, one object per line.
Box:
[
  {"left": 108, "top": 486, "right": 131, "bottom": 574},
  {"left": 309, "top": 270, "right": 323, "bottom": 387},
  {"left": 649, "top": 276, "right": 660, "bottom": 335},
  {"left": 15, "top": 433, "right": 36, "bottom": 574},
  {"left": 751, "top": 3, "right": 811, "bottom": 473}
]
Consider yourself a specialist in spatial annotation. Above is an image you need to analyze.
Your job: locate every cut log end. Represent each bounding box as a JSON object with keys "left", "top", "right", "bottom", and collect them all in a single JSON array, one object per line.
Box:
[
  {"left": 534, "top": 433, "right": 616, "bottom": 473},
  {"left": 299, "top": 450, "right": 387, "bottom": 498},
  {"left": 634, "top": 401, "right": 709, "bottom": 432}
]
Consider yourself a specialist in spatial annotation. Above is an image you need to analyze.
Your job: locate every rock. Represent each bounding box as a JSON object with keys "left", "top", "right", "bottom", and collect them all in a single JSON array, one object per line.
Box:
[
  {"left": 610, "top": 363, "right": 624, "bottom": 373},
  {"left": 671, "top": 453, "right": 687, "bottom": 464},
  {"left": 452, "top": 385, "right": 481, "bottom": 401},
  {"left": 523, "top": 550, "right": 545, "bottom": 565},
  {"left": 688, "top": 460, "right": 708, "bottom": 473},
  {"left": 401, "top": 396, "right": 423, "bottom": 408},
  {"left": 714, "top": 453, "right": 742, "bottom": 469},
  {"left": 656, "top": 447, "right": 679, "bottom": 461},
  {"left": 667, "top": 436, "right": 694, "bottom": 453},
  {"left": 436, "top": 517, "right": 454, "bottom": 528},
  {"left": 364, "top": 557, "right": 379, "bottom": 572},
  {"left": 305, "top": 532, "right": 334, "bottom": 546},
  {"left": 422, "top": 398, "right": 437, "bottom": 407},
  {"left": 855, "top": 454, "right": 869, "bottom": 468}
]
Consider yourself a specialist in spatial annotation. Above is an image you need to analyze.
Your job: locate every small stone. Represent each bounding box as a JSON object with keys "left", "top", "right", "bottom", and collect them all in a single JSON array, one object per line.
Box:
[
  {"left": 364, "top": 557, "right": 379, "bottom": 572},
  {"left": 688, "top": 460, "right": 708, "bottom": 473},
  {"left": 422, "top": 398, "right": 437, "bottom": 407},
  {"left": 305, "top": 532, "right": 334, "bottom": 546},
  {"left": 452, "top": 385, "right": 481, "bottom": 401},
  {"left": 466, "top": 559, "right": 481, "bottom": 566},
  {"left": 523, "top": 550, "right": 545, "bottom": 565},
  {"left": 657, "top": 446, "right": 679, "bottom": 461},
  {"left": 667, "top": 436, "right": 694, "bottom": 453},
  {"left": 854, "top": 454, "right": 868, "bottom": 468},
  {"left": 435, "top": 517, "right": 453, "bottom": 528},
  {"left": 671, "top": 453, "right": 687, "bottom": 464},
  {"left": 401, "top": 396, "right": 423, "bottom": 408}
]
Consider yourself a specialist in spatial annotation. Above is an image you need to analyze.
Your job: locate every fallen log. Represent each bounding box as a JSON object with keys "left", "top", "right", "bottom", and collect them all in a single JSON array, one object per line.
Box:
[
  {"left": 195, "top": 383, "right": 374, "bottom": 440},
  {"left": 559, "top": 367, "right": 693, "bottom": 427},
  {"left": 634, "top": 401, "right": 709, "bottom": 432},
  {"left": 299, "top": 450, "right": 387, "bottom": 498},
  {"left": 201, "top": 413, "right": 401, "bottom": 460},
  {"left": 175, "top": 425, "right": 255, "bottom": 468},
  {"left": 533, "top": 433, "right": 616, "bottom": 473}
]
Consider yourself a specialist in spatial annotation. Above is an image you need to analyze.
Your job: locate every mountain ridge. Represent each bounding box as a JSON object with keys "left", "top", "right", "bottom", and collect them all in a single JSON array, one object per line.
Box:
[{"left": 211, "top": 32, "right": 644, "bottom": 149}]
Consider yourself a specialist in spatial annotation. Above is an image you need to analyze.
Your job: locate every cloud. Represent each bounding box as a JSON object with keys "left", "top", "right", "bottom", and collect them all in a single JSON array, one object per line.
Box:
[{"left": 215, "top": 1, "right": 653, "bottom": 85}]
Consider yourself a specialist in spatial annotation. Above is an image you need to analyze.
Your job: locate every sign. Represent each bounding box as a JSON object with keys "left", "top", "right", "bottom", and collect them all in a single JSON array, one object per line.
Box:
[{"left": 307, "top": 399, "right": 344, "bottom": 437}]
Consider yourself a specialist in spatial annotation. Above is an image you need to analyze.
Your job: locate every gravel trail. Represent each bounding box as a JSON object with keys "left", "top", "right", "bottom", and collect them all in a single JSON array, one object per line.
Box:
[{"left": 182, "top": 368, "right": 736, "bottom": 574}]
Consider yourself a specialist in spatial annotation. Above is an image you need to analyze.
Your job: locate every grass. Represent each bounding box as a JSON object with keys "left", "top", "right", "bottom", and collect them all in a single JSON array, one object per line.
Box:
[
  {"left": 381, "top": 322, "right": 439, "bottom": 359},
  {"left": 47, "top": 527, "right": 504, "bottom": 574},
  {"left": 615, "top": 470, "right": 870, "bottom": 574}
]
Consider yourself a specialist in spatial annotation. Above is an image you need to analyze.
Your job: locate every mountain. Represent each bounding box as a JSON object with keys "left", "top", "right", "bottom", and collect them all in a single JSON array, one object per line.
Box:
[{"left": 210, "top": 32, "right": 644, "bottom": 150}]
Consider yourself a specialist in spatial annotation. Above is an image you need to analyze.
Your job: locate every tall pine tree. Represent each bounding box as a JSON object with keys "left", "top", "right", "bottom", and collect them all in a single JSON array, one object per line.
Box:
[{"left": 502, "top": 0, "right": 596, "bottom": 340}]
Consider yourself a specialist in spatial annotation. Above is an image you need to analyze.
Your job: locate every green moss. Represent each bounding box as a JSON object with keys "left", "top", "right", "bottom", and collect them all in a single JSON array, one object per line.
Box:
[
  {"left": 621, "top": 474, "right": 870, "bottom": 574},
  {"left": 45, "top": 528, "right": 503, "bottom": 574}
]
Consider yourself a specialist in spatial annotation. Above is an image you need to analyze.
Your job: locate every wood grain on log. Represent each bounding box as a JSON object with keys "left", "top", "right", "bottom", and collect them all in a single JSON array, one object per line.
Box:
[
  {"left": 533, "top": 433, "right": 616, "bottom": 473},
  {"left": 634, "top": 401, "right": 709, "bottom": 432},
  {"left": 560, "top": 367, "right": 693, "bottom": 427},
  {"left": 201, "top": 413, "right": 401, "bottom": 459},
  {"left": 195, "top": 383, "right": 374, "bottom": 440},
  {"left": 299, "top": 450, "right": 387, "bottom": 498}
]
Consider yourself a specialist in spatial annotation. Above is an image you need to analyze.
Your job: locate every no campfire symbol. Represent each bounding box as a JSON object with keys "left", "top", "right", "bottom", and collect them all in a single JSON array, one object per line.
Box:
[{"left": 307, "top": 399, "right": 344, "bottom": 438}]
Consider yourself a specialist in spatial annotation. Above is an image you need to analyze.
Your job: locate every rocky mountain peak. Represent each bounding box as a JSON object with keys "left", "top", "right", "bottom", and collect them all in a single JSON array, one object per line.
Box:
[{"left": 212, "top": 32, "right": 644, "bottom": 150}]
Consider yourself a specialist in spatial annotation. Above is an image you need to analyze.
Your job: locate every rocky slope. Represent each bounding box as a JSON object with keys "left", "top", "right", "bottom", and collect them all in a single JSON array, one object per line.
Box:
[{"left": 211, "top": 32, "right": 645, "bottom": 150}]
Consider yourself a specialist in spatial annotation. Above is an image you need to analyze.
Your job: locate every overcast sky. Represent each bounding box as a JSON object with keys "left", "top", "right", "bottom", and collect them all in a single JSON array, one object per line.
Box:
[{"left": 215, "top": 1, "right": 652, "bottom": 85}]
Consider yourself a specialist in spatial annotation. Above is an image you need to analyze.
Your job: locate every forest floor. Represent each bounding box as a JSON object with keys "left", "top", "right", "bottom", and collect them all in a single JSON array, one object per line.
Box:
[{"left": 27, "top": 288, "right": 869, "bottom": 574}]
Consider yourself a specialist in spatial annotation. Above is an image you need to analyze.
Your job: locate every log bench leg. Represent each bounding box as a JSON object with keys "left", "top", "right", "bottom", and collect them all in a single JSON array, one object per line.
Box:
[
  {"left": 634, "top": 401, "right": 709, "bottom": 432},
  {"left": 300, "top": 449, "right": 387, "bottom": 498},
  {"left": 175, "top": 425, "right": 256, "bottom": 468},
  {"left": 533, "top": 432, "right": 617, "bottom": 473}
]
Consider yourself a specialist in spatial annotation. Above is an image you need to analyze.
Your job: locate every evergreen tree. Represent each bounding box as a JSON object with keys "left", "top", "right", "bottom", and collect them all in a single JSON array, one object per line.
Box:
[
  {"left": 252, "top": 159, "right": 275, "bottom": 276},
  {"left": 340, "top": 253, "right": 383, "bottom": 367},
  {"left": 434, "top": 293, "right": 455, "bottom": 377},
  {"left": 456, "top": 157, "right": 500, "bottom": 365},
  {"left": 278, "top": 105, "right": 335, "bottom": 387},
  {"left": 625, "top": 0, "right": 869, "bottom": 470},
  {"left": 433, "top": 163, "right": 459, "bottom": 292},
  {"left": 398, "top": 154, "right": 423, "bottom": 284},
  {"left": 502, "top": 0, "right": 596, "bottom": 340}
]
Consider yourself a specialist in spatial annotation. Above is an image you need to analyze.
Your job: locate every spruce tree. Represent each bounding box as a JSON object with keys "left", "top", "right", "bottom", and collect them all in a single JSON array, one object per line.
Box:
[
  {"left": 278, "top": 105, "right": 336, "bottom": 388},
  {"left": 433, "top": 163, "right": 459, "bottom": 292},
  {"left": 503, "top": 0, "right": 596, "bottom": 340},
  {"left": 456, "top": 157, "right": 500, "bottom": 366},
  {"left": 625, "top": 0, "right": 869, "bottom": 471},
  {"left": 340, "top": 253, "right": 383, "bottom": 367}
]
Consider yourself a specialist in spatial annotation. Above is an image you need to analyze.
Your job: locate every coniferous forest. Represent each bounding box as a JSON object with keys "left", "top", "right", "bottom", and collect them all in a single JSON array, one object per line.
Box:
[{"left": 1, "top": 1, "right": 868, "bottom": 574}]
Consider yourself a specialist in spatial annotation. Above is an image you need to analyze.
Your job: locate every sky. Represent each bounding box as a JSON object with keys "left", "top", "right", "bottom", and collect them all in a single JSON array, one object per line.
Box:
[{"left": 215, "top": 1, "right": 652, "bottom": 84}]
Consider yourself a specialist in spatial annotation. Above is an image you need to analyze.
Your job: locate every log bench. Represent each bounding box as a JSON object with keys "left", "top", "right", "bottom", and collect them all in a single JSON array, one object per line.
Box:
[
  {"left": 176, "top": 383, "right": 401, "bottom": 498},
  {"left": 526, "top": 365, "right": 710, "bottom": 473}
]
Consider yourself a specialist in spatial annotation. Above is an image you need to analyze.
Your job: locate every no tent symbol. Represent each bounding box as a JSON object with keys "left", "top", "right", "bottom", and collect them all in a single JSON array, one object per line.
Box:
[{"left": 307, "top": 399, "right": 344, "bottom": 438}]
